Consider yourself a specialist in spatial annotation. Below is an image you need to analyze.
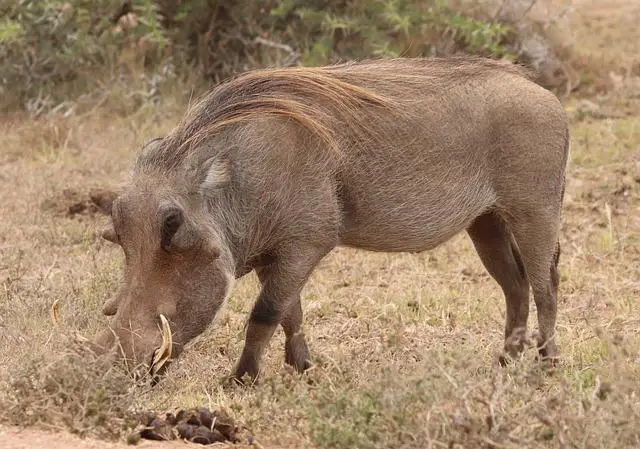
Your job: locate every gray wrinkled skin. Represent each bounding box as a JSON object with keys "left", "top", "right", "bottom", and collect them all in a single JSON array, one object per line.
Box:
[{"left": 94, "top": 57, "right": 570, "bottom": 381}]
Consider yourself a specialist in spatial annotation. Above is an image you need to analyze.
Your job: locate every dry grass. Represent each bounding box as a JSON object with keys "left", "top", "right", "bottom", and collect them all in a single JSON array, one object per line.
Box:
[
  {"left": 0, "top": 337, "right": 142, "bottom": 440},
  {"left": 1, "top": 3, "right": 640, "bottom": 446},
  {"left": 0, "top": 79, "right": 638, "bottom": 448},
  {"left": 535, "top": 0, "right": 640, "bottom": 92}
]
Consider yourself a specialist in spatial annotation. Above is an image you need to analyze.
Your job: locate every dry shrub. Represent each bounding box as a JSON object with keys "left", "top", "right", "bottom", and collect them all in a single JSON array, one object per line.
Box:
[
  {"left": 0, "top": 335, "right": 142, "bottom": 440},
  {"left": 0, "top": 115, "right": 81, "bottom": 163},
  {"left": 301, "top": 339, "right": 640, "bottom": 449}
]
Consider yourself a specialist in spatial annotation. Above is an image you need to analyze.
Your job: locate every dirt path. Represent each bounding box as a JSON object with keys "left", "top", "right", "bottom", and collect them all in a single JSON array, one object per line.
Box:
[{"left": 0, "top": 425, "right": 207, "bottom": 449}]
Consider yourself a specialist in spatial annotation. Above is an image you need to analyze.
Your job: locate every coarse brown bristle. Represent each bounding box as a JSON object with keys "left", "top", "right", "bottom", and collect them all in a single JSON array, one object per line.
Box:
[{"left": 142, "top": 57, "right": 531, "bottom": 169}]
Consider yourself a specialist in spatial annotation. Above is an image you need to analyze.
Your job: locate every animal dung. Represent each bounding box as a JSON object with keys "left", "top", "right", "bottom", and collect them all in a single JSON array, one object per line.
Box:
[{"left": 133, "top": 407, "right": 250, "bottom": 445}]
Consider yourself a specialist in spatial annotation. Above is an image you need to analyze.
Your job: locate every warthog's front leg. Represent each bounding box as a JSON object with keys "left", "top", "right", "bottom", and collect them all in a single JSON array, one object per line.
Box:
[{"left": 231, "top": 242, "right": 332, "bottom": 383}]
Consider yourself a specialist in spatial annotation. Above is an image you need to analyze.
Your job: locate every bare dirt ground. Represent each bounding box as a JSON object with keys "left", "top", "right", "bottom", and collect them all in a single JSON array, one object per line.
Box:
[
  {"left": 0, "top": 425, "right": 191, "bottom": 449},
  {"left": 0, "top": 0, "right": 639, "bottom": 448}
]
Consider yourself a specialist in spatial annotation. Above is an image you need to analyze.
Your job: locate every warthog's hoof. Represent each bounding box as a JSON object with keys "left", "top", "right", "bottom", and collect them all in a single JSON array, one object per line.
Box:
[
  {"left": 534, "top": 332, "right": 560, "bottom": 367},
  {"left": 535, "top": 348, "right": 560, "bottom": 368},
  {"left": 225, "top": 370, "right": 259, "bottom": 388},
  {"left": 499, "top": 327, "right": 532, "bottom": 365},
  {"left": 498, "top": 329, "right": 560, "bottom": 369},
  {"left": 285, "top": 332, "right": 312, "bottom": 373}
]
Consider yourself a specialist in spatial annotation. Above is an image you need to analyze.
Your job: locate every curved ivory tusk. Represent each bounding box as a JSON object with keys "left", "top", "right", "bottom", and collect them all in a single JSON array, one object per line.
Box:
[
  {"left": 51, "top": 299, "right": 61, "bottom": 326},
  {"left": 151, "top": 314, "right": 172, "bottom": 375}
]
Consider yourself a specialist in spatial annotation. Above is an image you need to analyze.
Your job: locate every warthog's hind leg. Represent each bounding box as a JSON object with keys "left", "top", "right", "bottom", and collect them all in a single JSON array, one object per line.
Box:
[
  {"left": 509, "top": 213, "right": 561, "bottom": 363},
  {"left": 281, "top": 298, "right": 311, "bottom": 372},
  {"left": 467, "top": 212, "right": 531, "bottom": 361}
]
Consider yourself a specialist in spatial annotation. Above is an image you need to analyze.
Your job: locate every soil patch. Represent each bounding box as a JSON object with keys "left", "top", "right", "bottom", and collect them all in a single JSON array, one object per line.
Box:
[{"left": 41, "top": 188, "right": 117, "bottom": 218}]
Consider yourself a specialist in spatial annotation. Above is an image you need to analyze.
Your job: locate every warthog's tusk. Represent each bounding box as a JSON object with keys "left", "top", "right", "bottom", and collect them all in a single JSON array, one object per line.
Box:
[
  {"left": 51, "top": 299, "right": 60, "bottom": 326},
  {"left": 151, "top": 314, "right": 172, "bottom": 376}
]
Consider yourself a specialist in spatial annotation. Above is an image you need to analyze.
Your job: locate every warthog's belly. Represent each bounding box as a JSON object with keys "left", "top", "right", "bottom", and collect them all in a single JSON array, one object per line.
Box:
[{"left": 337, "top": 178, "right": 496, "bottom": 253}]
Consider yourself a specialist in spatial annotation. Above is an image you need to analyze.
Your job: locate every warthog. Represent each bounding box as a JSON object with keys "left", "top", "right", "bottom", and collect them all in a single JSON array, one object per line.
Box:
[{"left": 95, "top": 57, "right": 569, "bottom": 381}]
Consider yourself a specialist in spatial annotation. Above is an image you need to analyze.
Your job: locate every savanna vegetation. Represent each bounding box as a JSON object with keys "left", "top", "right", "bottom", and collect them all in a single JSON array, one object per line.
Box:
[{"left": 0, "top": 0, "right": 638, "bottom": 448}]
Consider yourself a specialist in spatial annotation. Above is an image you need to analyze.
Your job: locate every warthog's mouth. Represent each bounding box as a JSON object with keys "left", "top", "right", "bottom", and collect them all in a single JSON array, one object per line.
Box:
[{"left": 150, "top": 314, "right": 173, "bottom": 379}]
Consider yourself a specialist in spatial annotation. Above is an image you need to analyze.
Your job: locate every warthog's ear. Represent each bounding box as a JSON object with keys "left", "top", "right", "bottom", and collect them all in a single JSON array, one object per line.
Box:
[
  {"left": 101, "top": 226, "right": 119, "bottom": 244},
  {"left": 138, "top": 137, "right": 164, "bottom": 160},
  {"left": 198, "top": 155, "right": 231, "bottom": 196}
]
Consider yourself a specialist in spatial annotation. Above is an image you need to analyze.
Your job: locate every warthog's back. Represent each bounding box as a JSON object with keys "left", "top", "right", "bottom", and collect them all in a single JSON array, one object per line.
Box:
[
  {"left": 318, "top": 59, "right": 569, "bottom": 252},
  {"left": 140, "top": 57, "right": 568, "bottom": 257}
]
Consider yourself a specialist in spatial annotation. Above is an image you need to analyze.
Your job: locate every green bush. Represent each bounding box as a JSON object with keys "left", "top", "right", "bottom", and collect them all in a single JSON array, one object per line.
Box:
[
  {"left": 0, "top": 0, "right": 168, "bottom": 111},
  {"left": 268, "top": 0, "right": 513, "bottom": 65},
  {"left": 0, "top": 0, "right": 517, "bottom": 113}
]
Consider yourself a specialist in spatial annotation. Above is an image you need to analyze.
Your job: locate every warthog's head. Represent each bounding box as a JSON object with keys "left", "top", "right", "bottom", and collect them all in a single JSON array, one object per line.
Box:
[{"left": 93, "top": 144, "right": 234, "bottom": 379}]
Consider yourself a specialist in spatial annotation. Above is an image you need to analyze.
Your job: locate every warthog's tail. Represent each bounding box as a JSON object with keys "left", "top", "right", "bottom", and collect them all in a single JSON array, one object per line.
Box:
[{"left": 551, "top": 129, "right": 570, "bottom": 290}]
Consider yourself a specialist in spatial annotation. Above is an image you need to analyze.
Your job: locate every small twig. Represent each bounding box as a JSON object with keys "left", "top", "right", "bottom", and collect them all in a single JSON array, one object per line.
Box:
[
  {"left": 481, "top": 436, "right": 510, "bottom": 449},
  {"left": 605, "top": 202, "right": 614, "bottom": 244},
  {"left": 42, "top": 254, "right": 58, "bottom": 282},
  {"left": 253, "top": 37, "right": 297, "bottom": 54},
  {"left": 75, "top": 92, "right": 111, "bottom": 121},
  {"left": 253, "top": 37, "right": 301, "bottom": 66}
]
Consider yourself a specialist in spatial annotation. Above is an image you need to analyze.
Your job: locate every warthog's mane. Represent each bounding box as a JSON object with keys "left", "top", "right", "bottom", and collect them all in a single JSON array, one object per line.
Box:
[{"left": 142, "top": 56, "right": 532, "bottom": 170}]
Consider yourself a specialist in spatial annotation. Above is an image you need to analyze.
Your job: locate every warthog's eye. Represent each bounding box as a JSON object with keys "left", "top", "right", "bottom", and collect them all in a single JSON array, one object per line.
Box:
[{"left": 159, "top": 206, "right": 184, "bottom": 251}]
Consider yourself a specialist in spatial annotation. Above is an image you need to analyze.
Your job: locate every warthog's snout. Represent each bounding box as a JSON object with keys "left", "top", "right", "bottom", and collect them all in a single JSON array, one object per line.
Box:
[{"left": 91, "top": 314, "right": 176, "bottom": 382}]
